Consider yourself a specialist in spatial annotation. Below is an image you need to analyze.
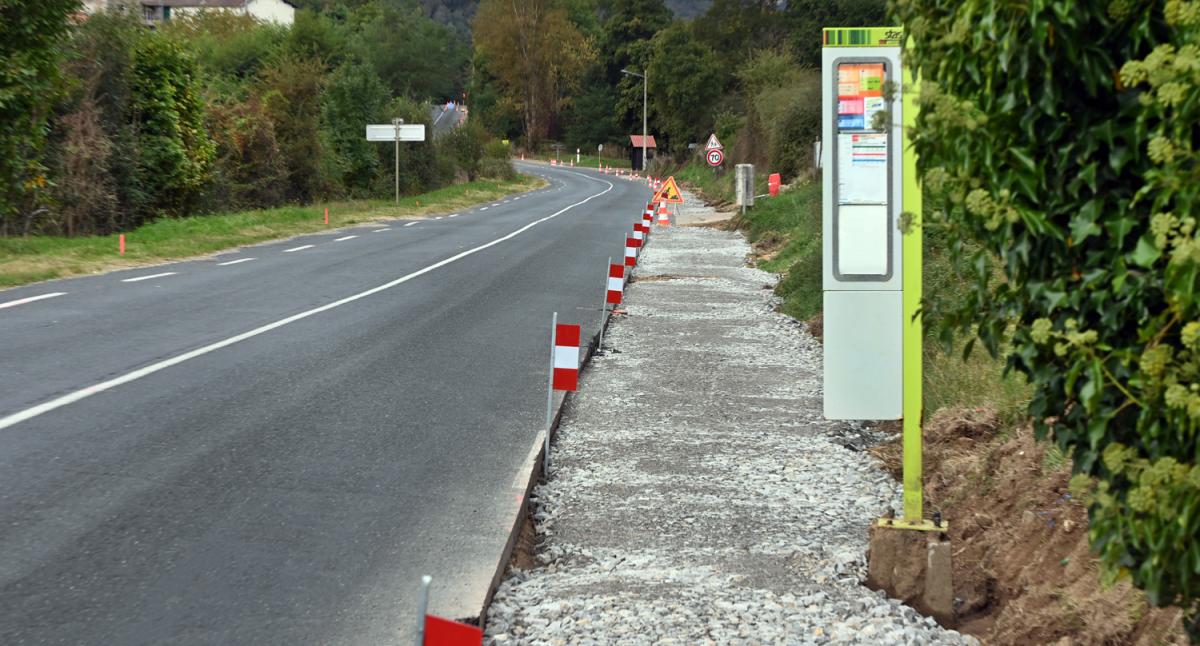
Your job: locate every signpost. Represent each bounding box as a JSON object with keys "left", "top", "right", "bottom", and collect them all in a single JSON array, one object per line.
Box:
[
  {"left": 704, "top": 133, "right": 723, "bottom": 151},
  {"left": 821, "top": 27, "right": 935, "bottom": 532},
  {"left": 366, "top": 122, "right": 427, "bottom": 204},
  {"left": 597, "top": 144, "right": 604, "bottom": 170}
]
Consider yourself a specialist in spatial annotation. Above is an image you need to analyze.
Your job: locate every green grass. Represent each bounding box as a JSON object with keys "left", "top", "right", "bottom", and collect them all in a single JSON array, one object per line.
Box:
[{"left": 0, "top": 175, "right": 544, "bottom": 290}]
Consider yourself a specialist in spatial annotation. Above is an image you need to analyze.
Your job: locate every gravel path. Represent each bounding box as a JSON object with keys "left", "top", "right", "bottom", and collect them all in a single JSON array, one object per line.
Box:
[{"left": 486, "top": 207, "right": 975, "bottom": 645}]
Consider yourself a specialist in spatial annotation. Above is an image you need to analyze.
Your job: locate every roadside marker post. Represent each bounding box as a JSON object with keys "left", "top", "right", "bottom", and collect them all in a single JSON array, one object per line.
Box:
[
  {"left": 118, "top": 234, "right": 125, "bottom": 256},
  {"left": 414, "top": 575, "right": 483, "bottom": 646},
  {"left": 324, "top": 207, "right": 329, "bottom": 225},
  {"left": 546, "top": 316, "right": 581, "bottom": 473},
  {"left": 599, "top": 258, "right": 621, "bottom": 352},
  {"left": 415, "top": 575, "right": 431, "bottom": 646},
  {"left": 820, "top": 27, "right": 937, "bottom": 532},
  {"left": 624, "top": 238, "right": 637, "bottom": 266}
]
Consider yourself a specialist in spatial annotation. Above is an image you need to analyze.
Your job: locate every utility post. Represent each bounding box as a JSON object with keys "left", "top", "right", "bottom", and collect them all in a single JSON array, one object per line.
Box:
[{"left": 621, "top": 68, "right": 647, "bottom": 171}]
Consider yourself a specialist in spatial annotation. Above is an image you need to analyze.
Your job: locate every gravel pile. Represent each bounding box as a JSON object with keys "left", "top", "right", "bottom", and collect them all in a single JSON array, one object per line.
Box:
[{"left": 486, "top": 212, "right": 975, "bottom": 645}]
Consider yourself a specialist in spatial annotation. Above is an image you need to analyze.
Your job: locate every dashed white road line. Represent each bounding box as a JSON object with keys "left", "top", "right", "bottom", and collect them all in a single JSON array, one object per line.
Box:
[
  {"left": 404, "top": 222, "right": 418, "bottom": 227},
  {"left": 334, "top": 235, "right": 357, "bottom": 242},
  {"left": 283, "top": 245, "right": 314, "bottom": 253},
  {"left": 491, "top": 203, "right": 501, "bottom": 207},
  {"left": 434, "top": 216, "right": 444, "bottom": 220},
  {"left": 480, "top": 207, "right": 489, "bottom": 211},
  {"left": 447, "top": 214, "right": 458, "bottom": 218},
  {"left": 122, "top": 272, "right": 177, "bottom": 283},
  {"left": 218, "top": 258, "right": 255, "bottom": 266},
  {"left": 373, "top": 228, "right": 391, "bottom": 233},
  {"left": 0, "top": 169, "right": 615, "bottom": 432},
  {"left": 0, "top": 292, "right": 67, "bottom": 310}
]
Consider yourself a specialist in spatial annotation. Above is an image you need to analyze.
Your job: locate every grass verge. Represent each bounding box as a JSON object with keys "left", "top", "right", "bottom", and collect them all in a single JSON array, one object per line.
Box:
[{"left": 0, "top": 175, "right": 544, "bottom": 290}]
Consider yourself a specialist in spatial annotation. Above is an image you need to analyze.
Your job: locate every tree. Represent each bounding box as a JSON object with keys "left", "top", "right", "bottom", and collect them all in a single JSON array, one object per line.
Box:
[
  {"left": 645, "top": 22, "right": 722, "bottom": 149},
  {"left": 321, "top": 59, "right": 391, "bottom": 195},
  {"left": 259, "top": 55, "right": 329, "bottom": 202},
  {"left": 349, "top": 0, "right": 468, "bottom": 101},
  {"left": 599, "top": 0, "right": 672, "bottom": 135},
  {"left": 0, "top": 0, "right": 79, "bottom": 235},
  {"left": 128, "top": 34, "right": 215, "bottom": 216},
  {"left": 893, "top": 0, "right": 1200, "bottom": 635},
  {"left": 473, "top": 0, "right": 595, "bottom": 147},
  {"left": 783, "top": 0, "right": 886, "bottom": 68}
]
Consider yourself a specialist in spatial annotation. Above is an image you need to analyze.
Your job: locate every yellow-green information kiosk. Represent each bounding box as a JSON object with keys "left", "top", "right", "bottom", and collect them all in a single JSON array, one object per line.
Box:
[{"left": 822, "top": 27, "right": 939, "bottom": 531}]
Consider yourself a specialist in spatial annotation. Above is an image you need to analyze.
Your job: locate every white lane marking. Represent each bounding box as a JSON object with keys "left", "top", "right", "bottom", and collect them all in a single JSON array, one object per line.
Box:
[
  {"left": 404, "top": 222, "right": 418, "bottom": 227},
  {"left": 434, "top": 216, "right": 444, "bottom": 220},
  {"left": 503, "top": 200, "right": 511, "bottom": 203},
  {"left": 492, "top": 203, "right": 501, "bottom": 207},
  {"left": 218, "top": 258, "right": 256, "bottom": 266},
  {"left": 447, "top": 214, "right": 458, "bottom": 218},
  {"left": 0, "top": 170, "right": 614, "bottom": 432},
  {"left": 121, "top": 272, "right": 177, "bottom": 283},
  {"left": 0, "top": 292, "right": 67, "bottom": 310},
  {"left": 480, "top": 207, "right": 489, "bottom": 211},
  {"left": 373, "top": 228, "right": 391, "bottom": 233},
  {"left": 334, "top": 235, "right": 357, "bottom": 242},
  {"left": 283, "top": 245, "right": 314, "bottom": 253}
]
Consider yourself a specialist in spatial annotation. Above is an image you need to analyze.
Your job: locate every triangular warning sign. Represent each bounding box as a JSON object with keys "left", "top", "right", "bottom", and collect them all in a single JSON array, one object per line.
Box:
[
  {"left": 653, "top": 176, "right": 684, "bottom": 204},
  {"left": 704, "top": 133, "right": 723, "bottom": 150}
]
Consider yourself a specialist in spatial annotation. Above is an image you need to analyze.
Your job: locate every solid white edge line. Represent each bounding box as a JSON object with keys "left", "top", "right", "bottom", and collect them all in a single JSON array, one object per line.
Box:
[
  {"left": 282, "top": 245, "right": 314, "bottom": 253},
  {"left": 217, "top": 258, "right": 256, "bottom": 266},
  {"left": 0, "top": 170, "right": 615, "bottom": 431},
  {"left": 334, "top": 235, "right": 357, "bottom": 242},
  {"left": 0, "top": 292, "right": 67, "bottom": 310},
  {"left": 121, "top": 272, "right": 177, "bottom": 283}
]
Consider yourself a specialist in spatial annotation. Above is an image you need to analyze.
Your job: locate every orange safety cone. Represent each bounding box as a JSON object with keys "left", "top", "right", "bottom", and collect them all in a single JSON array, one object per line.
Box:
[{"left": 657, "top": 202, "right": 671, "bottom": 227}]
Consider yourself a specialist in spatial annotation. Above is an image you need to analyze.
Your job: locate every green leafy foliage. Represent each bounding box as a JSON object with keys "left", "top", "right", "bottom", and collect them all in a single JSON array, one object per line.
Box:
[
  {"left": 645, "top": 22, "right": 722, "bottom": 148},
  {"left": 892, "top": 0, "right": 1200, "bottom": 633},
  {"left": 0, "top": 0, "right": 79, "bottom": 235}
]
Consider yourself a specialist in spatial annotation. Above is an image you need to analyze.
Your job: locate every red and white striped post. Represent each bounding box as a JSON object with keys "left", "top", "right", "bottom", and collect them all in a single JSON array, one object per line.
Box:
[
  {"left": 598, "top": 258, "right": 622, "bottom": 352},
  {"left": 546, "top": 315, "right": 580, "bottom": 472},
  {"left": 631, "top": 221, "right": 645, "bottom": 251},
  {"left": 415, "top": 575, "right": 483, "bottom": 646},
  {"left": 624, "top": 237, "right": 638, "bottom": 267}
]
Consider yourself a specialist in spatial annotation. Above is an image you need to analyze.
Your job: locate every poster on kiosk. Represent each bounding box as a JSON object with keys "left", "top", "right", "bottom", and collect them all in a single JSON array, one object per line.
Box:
[{"left": 822, "top": 28, "right": 908, "bottom": 421}]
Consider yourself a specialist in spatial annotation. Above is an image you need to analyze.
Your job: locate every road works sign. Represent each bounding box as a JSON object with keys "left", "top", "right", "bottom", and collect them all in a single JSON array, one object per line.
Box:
[
  {"left": 652, "top": 176, "right": 684, "bottom": 204},
  {"left": 706, "top": 149, "right": 725, "bottom": 167},
  {"left": 704, "top": 133, "right": 724, "bottom": 150}
]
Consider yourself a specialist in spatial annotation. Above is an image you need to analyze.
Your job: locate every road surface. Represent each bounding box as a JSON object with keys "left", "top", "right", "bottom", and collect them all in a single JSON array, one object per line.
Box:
[
  {"left": 430, "top": 104, "right": 467, "bottom": 137},
  {"left": 0, "top": 163, "right": 648, "bottom": 645}
]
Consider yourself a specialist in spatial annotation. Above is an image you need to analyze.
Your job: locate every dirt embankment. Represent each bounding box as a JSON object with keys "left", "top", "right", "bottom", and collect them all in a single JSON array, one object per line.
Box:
[{"left": 871, "top": 408, "right": 1187, "bottom": 645}]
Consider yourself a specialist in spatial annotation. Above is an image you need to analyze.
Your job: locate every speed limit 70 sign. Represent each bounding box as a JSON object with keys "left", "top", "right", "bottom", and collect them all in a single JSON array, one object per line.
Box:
[{"left": 706, "top": 149, "right": 724, "bottom": 167}]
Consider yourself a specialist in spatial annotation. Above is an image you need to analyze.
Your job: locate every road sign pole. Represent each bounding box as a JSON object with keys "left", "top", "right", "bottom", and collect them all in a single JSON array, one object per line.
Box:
[{"left": 393, "top": 118, "right": 402, "bottom": 205}]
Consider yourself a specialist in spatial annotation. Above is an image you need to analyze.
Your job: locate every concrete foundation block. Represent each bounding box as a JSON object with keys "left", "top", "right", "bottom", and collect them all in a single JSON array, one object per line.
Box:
[{"left": 866, "top": 525, "right": 955, "bottom": 626}]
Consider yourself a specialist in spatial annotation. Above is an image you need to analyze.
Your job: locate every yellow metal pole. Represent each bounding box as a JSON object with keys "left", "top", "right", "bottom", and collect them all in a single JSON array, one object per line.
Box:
[{"left": 901, "top": 61, "right": 924, "bottom": 525}]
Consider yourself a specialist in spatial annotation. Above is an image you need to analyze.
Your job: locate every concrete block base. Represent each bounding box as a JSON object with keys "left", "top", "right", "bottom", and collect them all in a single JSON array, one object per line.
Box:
[{"left": 866, "top": 525, "right": 955, "bottom": 626}]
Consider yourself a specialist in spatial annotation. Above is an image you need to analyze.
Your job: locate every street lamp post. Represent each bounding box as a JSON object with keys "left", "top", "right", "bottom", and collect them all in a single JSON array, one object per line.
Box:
[{"left": 621, "top": 68, "right": 647, "bottom": 172}]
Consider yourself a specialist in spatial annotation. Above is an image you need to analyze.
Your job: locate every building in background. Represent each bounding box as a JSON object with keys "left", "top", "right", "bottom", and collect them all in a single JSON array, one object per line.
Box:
[{"left": 82, "top": 0, "right": 296, "bottom": 26}]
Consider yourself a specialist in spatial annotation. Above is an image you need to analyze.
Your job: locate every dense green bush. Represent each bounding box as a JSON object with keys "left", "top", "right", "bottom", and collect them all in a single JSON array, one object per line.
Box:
[
  {"left": 0, "top": 0, "right": 79, "bottom": 235},
  {"left": 892, "top": 0, "right": 1200, "bottom": 634}
]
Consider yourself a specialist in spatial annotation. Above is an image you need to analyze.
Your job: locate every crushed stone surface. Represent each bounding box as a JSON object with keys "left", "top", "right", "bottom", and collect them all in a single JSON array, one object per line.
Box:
[{"left": 486, "top": 201, "right": 975, "bottom": 645}]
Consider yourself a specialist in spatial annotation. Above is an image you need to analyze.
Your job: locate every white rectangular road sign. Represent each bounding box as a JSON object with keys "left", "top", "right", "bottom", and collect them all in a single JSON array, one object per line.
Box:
[{"left": 365, "top": 124, "right": 427, "bottom": 142}]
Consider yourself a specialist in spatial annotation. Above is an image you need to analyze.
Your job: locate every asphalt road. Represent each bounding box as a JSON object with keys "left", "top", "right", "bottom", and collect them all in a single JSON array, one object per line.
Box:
[
  {"left": 429, "top": 104, "right": 467, "bottom": 137},
  {"left": 0, "top": 163, "right": 649, "bottom": 645}
]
